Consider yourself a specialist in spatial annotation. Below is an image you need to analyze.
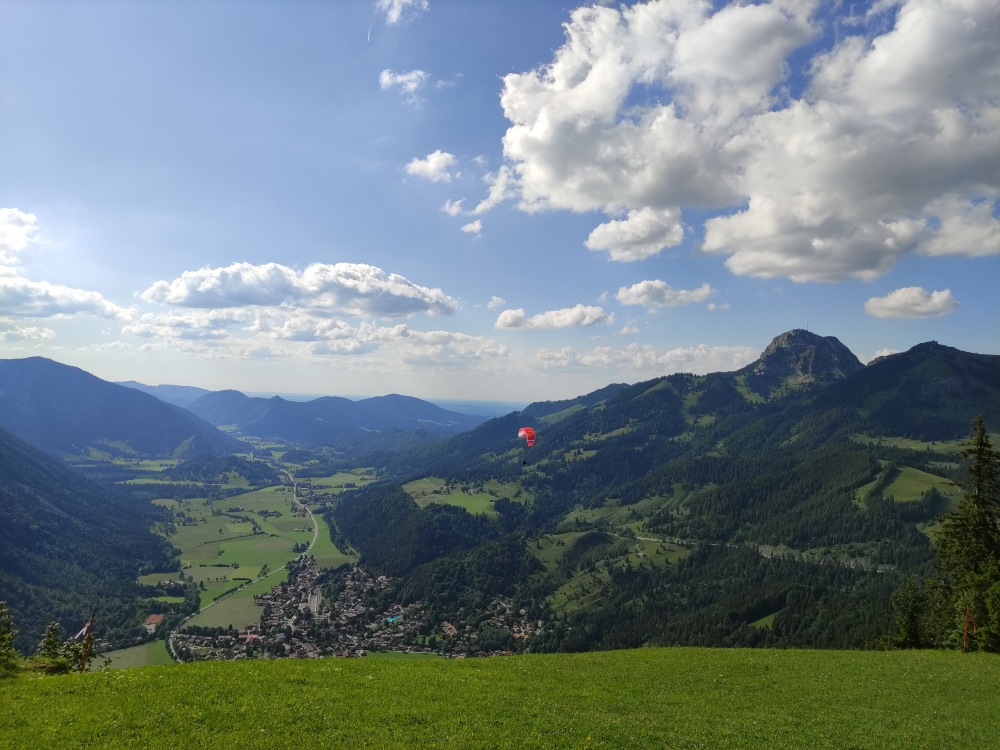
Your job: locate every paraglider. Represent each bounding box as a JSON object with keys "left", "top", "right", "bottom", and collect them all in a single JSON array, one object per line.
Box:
[{"left": 518, "top": 426, "right": 536, "bottom": 448}]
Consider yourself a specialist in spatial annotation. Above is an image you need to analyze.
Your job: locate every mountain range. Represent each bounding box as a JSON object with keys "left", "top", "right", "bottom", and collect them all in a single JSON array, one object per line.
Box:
[
  {"left": 185, "top": 390, "right": 488, "bottom": 443},
  {"left": 0, "top": 358, "right": 240, "bottom": 459}
]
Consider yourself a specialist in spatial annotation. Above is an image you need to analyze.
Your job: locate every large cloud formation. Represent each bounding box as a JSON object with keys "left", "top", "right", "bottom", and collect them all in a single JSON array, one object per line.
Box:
[
  {"left": 497, "top": 0, "right": 1000, "bottom": 280},
  {"left": 0, "top": 208, "right": 132, "bottom": 325},
  {"left": 140, "top": 262, "right": 457, "bottom": 317}
]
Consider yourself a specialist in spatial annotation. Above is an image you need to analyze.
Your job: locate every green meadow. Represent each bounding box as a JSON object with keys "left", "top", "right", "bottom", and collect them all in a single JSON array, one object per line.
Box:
[
  {"left": 855, "top": 465, "right": 961, "bottom": 505},
  {"left": 2, "top": 649, "right": 997, "bottom": 748}
]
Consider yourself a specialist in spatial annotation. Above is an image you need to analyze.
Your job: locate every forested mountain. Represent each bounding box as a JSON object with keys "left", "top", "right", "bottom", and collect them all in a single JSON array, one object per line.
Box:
[
  {"left": 0, "top": 427, "right": 176, "bottom": 653},
  {"left": 186, "top": 390, "right": 488, "bottom": 444},
  {"left": 324, "top": 332, "right": 998, "bottom": 652},
  {"left": 117, "top": 381, "right": 211, "bottom": 408},
  {"left": 0, "top": 358, "right": 240, "bottom": 458}
]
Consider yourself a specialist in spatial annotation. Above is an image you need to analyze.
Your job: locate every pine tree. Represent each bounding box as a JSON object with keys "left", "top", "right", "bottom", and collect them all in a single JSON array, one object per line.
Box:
[
  {"left": 36, "top": 622, "right": 63, "bottom": 660},
  {"left": 0, "top": 601, "right": 21, "bottom": 675},
  {"left": 930, "top": 417, "right": 1000, "bottom": 651}
]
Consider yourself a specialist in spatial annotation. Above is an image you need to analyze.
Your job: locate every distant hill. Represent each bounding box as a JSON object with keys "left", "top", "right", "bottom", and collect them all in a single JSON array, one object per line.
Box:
[
  {"left": 0, "top": 427, "right": 176, "bottom": 653},
  {"left": 0, "top": 357, "right": 240, "bottom": 458},
  {"left": 117, "top": 381, "right": 211, "bottom": 408},
  {"left": 186, "top": 390, "right": 488, "bottom": 445},
  {"left": 816, "top": 340, "right": 1000, "bottom": 440}
]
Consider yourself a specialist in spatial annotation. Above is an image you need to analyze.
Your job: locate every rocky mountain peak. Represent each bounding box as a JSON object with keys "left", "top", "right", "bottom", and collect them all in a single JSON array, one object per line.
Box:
[{"left": 743, "top": 329, "right": 863, "bottom": 397}]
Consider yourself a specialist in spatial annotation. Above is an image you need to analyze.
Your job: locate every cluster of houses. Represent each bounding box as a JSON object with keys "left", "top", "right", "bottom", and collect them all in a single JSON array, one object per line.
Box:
[{"left": 170, "top": 557, "right": 544, "bottom": 662}]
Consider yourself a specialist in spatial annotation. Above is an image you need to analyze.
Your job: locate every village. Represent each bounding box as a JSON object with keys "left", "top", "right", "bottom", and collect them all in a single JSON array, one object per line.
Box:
[{"left": 170, "top": 557, "right": 542, "bottom": 662}]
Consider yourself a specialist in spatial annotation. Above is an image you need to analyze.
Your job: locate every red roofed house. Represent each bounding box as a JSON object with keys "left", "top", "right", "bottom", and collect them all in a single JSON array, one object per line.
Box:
[{"left": 144, "top": 614, "right": 165, "bottom": 634}]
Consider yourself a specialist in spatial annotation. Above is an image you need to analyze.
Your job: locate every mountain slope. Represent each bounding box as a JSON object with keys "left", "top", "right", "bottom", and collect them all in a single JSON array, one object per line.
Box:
[
  {"left": 737, "top": 329, "right": 864, "bottom": 399},
  {"left": 0, "top": 357, "right": 240, "bottom": 458},
  {"left": 815, "top": 340, "right": 1000, "bottom": 440},
  {"left": 325, "top": 332, "right": 998, "bottom": 653},
  {"left": 117, "top": 381, "right": 211, "bottom": 408},
  {"left": 187, "top": 390, "right": 488, "bottom": 444},
  {"left": 0, "top": 427, "right": 176, "bottom": 652}
]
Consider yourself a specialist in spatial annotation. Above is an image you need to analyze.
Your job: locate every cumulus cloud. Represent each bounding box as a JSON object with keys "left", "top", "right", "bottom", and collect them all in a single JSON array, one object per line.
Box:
[
  {"left": 140, "top": 262, "right": 456, "bottom": 317},
  {"left": 0, "top": 208, "right": 132, "bottom": 322},
  {"left": 461, "top": 220, "right": 482, "bottom": 235},
  {"left": 377, "top": 0, "right": 428, "bottom": 25},
  {"left": 496, "top": 304, "right": 610, "bottom": 329},
  {"left": 617, "top": 280, "right": 714, "bottom": 308},
  {"left": 0, "top": 318, "right": 56, "bottom": 341},
  {"left": 473, "top": 166, "right": 515, "bottom": 214},
  {"left": 860, "top": 347, "right": 903, "bottom": 364},
  {"left": 707, "top": 302, "right": 730, "bottom": 311},
  {"left": 0, "top": 208, "right": 38, "bottom": 266},
  {"left": 379, "top": 69, "right": 429, "bottom": 99},
  {"left": 441, "top": 199, "right": 465, "bottom": 216},
  {"left": 536, "top": 343, "right": 758, "bottom": 373},
  {"left": 864, "top": 286, "right": 959, "bottom": 319},
  {"left": 487, "top": 295, "right": 505, "bottom": 309},
  {"left": 585, "top": 208, "right": 684, "bottom": 262},
  {"left": 498, "top": 0, "right": 1000, "bottom": 278},
  {"left": 405, "top": 150, "right": 456, "bottom": 182},
  {"left": 0, "top": 276, "right": 133, "bottom": 320}
]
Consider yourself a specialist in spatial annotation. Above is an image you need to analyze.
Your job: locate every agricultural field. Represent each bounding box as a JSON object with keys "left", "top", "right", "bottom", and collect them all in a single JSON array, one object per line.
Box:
[
  {"left": 3, "top": 649, "right": 997, "bottom": 748},
  {"left": 850, "top": 433, "right": 1000, "bottom": 454},
  {"left": 403, "top": 477, "right": 530, "bottom": 517},
  {"left": 854, "top": 465, "right": 961, "bottom": 505},
  {"left": 89, "top": 641, "right": 173, "bottom": 671}
]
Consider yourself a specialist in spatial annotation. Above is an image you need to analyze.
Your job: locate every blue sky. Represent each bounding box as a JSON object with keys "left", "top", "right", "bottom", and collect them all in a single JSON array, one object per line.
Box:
[{"left": 1, "top": 0, "right": 997, "bottom": 401}]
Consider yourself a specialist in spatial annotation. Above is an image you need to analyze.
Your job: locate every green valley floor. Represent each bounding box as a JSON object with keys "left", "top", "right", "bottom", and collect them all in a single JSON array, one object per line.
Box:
[{"left": 1, "top": 648, "right": 997, "bottom": 749}]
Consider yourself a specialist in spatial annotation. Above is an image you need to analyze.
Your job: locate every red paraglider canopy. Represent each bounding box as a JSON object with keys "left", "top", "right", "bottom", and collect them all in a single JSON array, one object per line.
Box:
[{"left": 518, "top": 426, "right": 536, "bottom": 448}]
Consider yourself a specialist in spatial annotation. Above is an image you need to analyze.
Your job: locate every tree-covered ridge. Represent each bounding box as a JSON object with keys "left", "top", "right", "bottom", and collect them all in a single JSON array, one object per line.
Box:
[
  {"left": 321, "top": 336, "right": 998, "bottom": 652},
  {"left": 0, "top": 428, "right": 177, "bottom": 653}
]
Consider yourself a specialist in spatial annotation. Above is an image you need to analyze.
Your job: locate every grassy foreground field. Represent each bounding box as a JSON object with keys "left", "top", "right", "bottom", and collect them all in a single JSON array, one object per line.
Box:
[{"left": 2, "top": 648, "right": 997, "bottom": 748}]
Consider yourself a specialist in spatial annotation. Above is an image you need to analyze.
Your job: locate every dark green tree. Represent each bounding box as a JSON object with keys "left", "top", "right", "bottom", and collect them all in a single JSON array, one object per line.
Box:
[
  {"left": 0, "top": 601, "right": 19, "bottom": 675},
  {"left": 929, "top": 417, "right": 1000, "bottom": 651},
  {"left": 36, "top": 622, "right": 63, "bottom": 660},
  {"left": 879, "top": 577, "right": 929, "bottom": 649}
]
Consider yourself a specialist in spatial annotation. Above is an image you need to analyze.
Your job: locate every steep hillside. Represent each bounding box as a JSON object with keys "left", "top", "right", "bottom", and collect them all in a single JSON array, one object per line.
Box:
[
  {"left": 737, "top": 329, "right": 864, "bottom": 398},
  {"left": 816, "top": 341, "right": 1000, "bottom": 440},
  {"left": 0, "top": 358, "right": 240, "bottom": 458},
  {"left": 323, "top": 332, "right": 995, "bottom": 652},
  {"left": 187, "top": 390, "right": 487, "bottom": 444},
  {"left": 0, "top": 428, "right": 176, "bottom": 653},
  {"left": 116, "top": 381, "right": 211, "bottom": 408}
]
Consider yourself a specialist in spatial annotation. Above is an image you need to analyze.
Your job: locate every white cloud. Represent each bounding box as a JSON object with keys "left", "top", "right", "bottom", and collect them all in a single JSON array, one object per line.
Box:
[
  {"left": 0, "top": 318, "right": 56, "bottom": 341},
  {"left": 860, "top": 347, "right": 902, "bottom": 364},
  {"left": 0, "top": 276, "right": 133, "bottom": 320},
  {"left": 0, "top": 208, "right": 38, "bottom": 266},
  {"left": 473, "top": 166, "right": 515, "bottom": 214},
  {"left": 379, "top": 69, "right": 429, "bottom": 99},
  {"left": 497, "top": 0, "right": 1000, "bottom": 279},
  {"left": 405, "top": 150, "right": 457, "bottom": 183},
  {"left": 707, "top": 302, "right": 730, "bottom": 311},
  {"left": 585, "top": 208, "right": 684, "bottom": 261},
  {"left": 617, "top": 280, "right": 714, "bottom": 308},
  {"left": 496, "top": 304, "right": 610, "bottom": 329},
  {"left": 487, "top": 296, "right": 505, "bottom": 309},
  {"left": 864, "top": 286, "right": 959, "bottom": 319},
  {"left": 617, "top": 323, "right": 639, "bottom": 335},
  {"left": 0, "top": 208, "right": 133, "bottom": 321},
  {"left": 441, "top": 199, "right": 465, "bottom": 216},
  {"left": 140, "top": 262, "right": 456, "bottom": 317},
  {"left": 461, "top": 220, "right": 482, "bottom": 235},
  {"left": 536, "top": 343, "right": 758, "bottom": 373},
  {"left": 377, "top": 0, "right": 428, "bottom": 25},
  {"left": 917, "top": 194, "right": 1000, "bottom": 257}
]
